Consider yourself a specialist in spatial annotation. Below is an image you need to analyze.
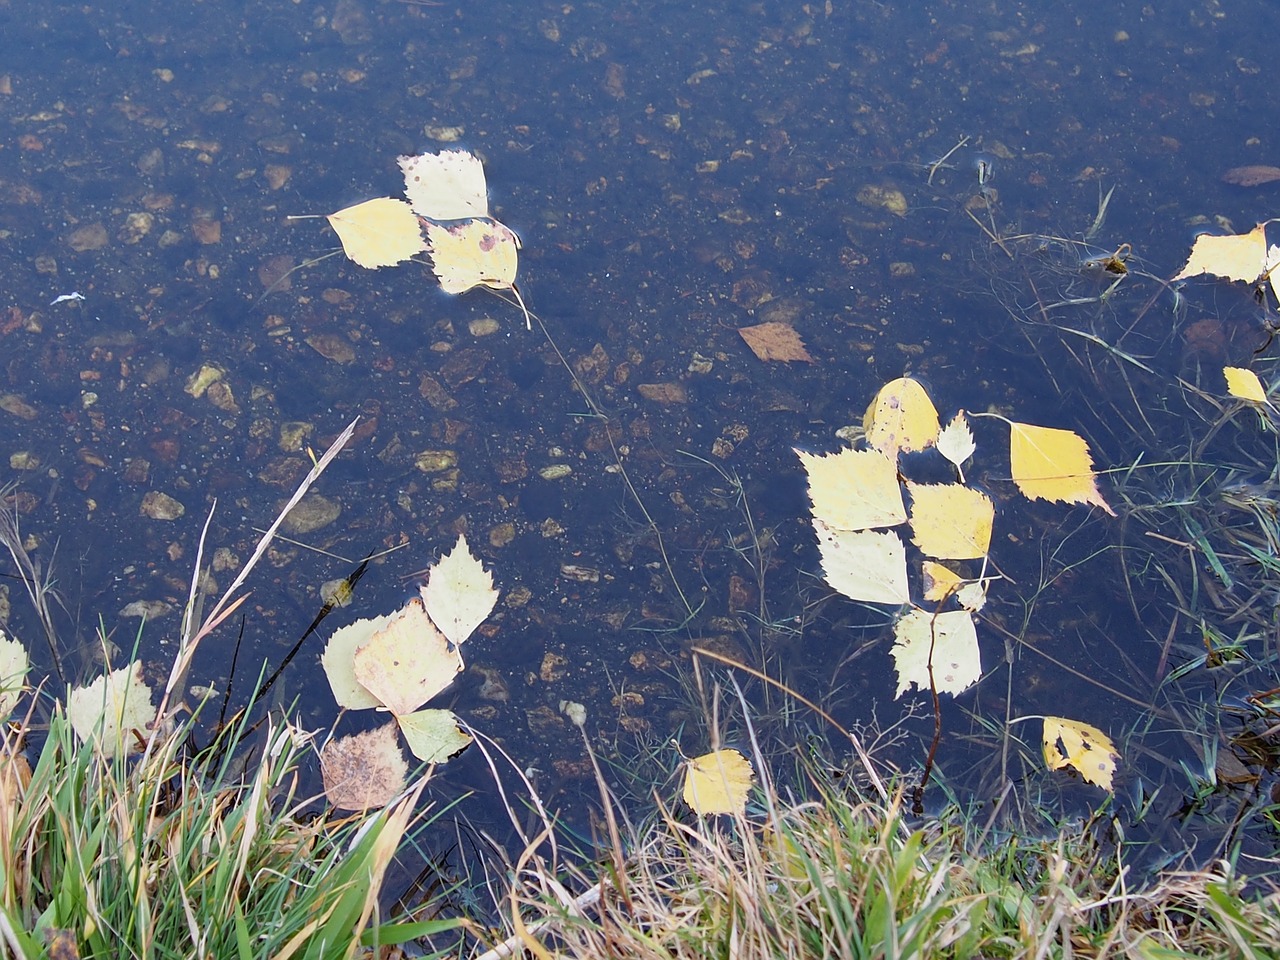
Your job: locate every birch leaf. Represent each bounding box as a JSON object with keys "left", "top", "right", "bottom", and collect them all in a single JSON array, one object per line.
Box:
[
  {"left": 1042, "top": 716, "right": 1118, "bottom": 791},
  {"left": 321, "top": 722, "right": 408, "bottom": 811},
  {"left": 1223, "top": 366, "right": 1267, "bottom": 403},
  {"left": 396, "top": 708, "right": 473, "bottom": 763},
  {"left": 352, "top": 597, "right": 462, "bottom": 716},
  {"left": 421, "top": 534, "right": 498, "bottom": 649},
  {"left": 1173, "top": 223, "right": 1269, "bottom": 284},
  {"left": 682, "top": 748, "right": 755, "bottom": 816},
  {"left": 813, "top": 520, "right": 910, "bottom": 606},
  {"left": 864, "top": 377, "right": 940, "bottom": 459},
  {"left": 921, "top": 561, "right": 963, "bottom": 602},
  {"left": 890, "top": 608, "right": 980, "bottom": 698},
  {"left": 936, "top": 412, "right": 976, "bottom": 481},
  {"left": 796, "top": 447, "right": 906, "bottom": 531},
  {"left": 66, "top": 662, "right": 157, "bottom": 758},
  {"left": 738, "top": 322, "right": 814, "bottom": 363},
  {"left": 399, "top": 149, "right": 490, "bottom": 221},
  {"left": 326, "top": 197, "right": 426, "bottom": 269},
  {"left": 0, "top": 631, "right": 28, "bottom": 723},
  {"left": 1008, "top": 421, "right": 1115, "bottom": 516},
  {"left": 321, "top": 611, "right": 399, "bottom": 711},
  {"left": 425, "top": 219, "right": 520, "bottom": 295},
  {"left": 906, "top": 482, "right": 994, "bottom": 560}
]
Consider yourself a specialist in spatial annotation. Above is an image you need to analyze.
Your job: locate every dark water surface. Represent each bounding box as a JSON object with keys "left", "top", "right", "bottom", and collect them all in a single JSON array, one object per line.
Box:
[{"left": 4, "top": 0, "right": 1280, "bottom": 881}]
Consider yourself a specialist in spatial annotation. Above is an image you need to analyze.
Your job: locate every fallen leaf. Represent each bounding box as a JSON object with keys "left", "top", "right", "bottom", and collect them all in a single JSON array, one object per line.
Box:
[
  {"left": 737, "top": 321, "right": 814, "bottom": 363},
  {"left": 421, "top": 533, "right": 498, "bottom": 650},
  {"left": 1008, "top": 421, "right": 1114, "bottom": 516},
  {"left": 906, "top": 482, "right": 994, "bottom": 560},
  {"left": 0, "top": 630, "right": 28, "bottom": 723},
  {"left": 812, "top": 520, "right": 910, "bottom": 606},
  {"left": 682, "top": 748, "right": 755, "bottom": 816},
  {"left": 1173, "top": 223, "right": 1269, "bottom": 284},
  {"left": 796, "top": 447, "right": 906, "bottom": 531},
  {"left": 321, "top": 612, "right": 399, "bottom": 711},
  {"left": 864, "top": 377, "right": 940, "bottom": 459},
  {"left": 1042, "top": 716, "right": 1118, "bottom": 791},
  {"left": 326, "top": 197, "right": 427, "bottom": 269},
  {"left": 352, "top": 597, "right": 462, "bottom": 716},
  {"left": 921, "top": 560, "right": 963, "bottom": 602},
  {"left": 890, "top": 608, "right": 980, "bottom": 698},
  {"left": 425, "top": 218, "right": 521, "bottom": 294},
  {"left": 66, "top": 662, "right": 156, "bottom": 758},
  {"left": 1221, "top": 165, "right": 1280, "bottom": 187},
  {"left": 936, "top": 412, "right": 976, "bottom": 481},
  {"left": 396, "top": 708, "right": 473, "bottom": 763},
  {"left": 321, "top": 722, "right": 408, "bottom": 811},
  {"left": 1223, "top": 365, "right": 1267, "bottom": 403},
  {"left": 399, "top": 149, "right": 490, "bottom": 221}
]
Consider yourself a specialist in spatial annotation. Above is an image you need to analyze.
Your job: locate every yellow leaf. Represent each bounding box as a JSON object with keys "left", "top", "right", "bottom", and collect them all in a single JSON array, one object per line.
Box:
[
  {"left": 1008, "top": 421, "right": 1114, "bottom": 516},
  {"left": 921, "top": 560, "right": 962, "bottom": 602},
  {"left": 1173, "top": 223, "right": 1269, "bottom": 284},
  {"left": 321, "top": 611, "right": 401, "bottom": 711},
  {"left": 321, "top": 722, "right": 408, "bottom": 811},
  {"left": 890, "top": 608, "right": 980, "bottom": 698},
  {"left": 326, "top": 197, "right": 427, "bottom": 269},
  {"left": 795, "top": 447, "right": 905, "bottom": 530},
  {"left": 1223, "top": 366, "right": 1267, "bottom": 403},
  {"left": 0, "top": 630, "right": 28, "bottom": 723},
  {"left": 398, "top": 149, "right": 490, "bottom": 221},
  {"left": 906, "top": 482, "right": 994, "bottom": 560},
  {"left": 425, "top": 218, "right": 520, "bottom": 295},
  {"left": 66, "top": 662, "right": 157, "bottom": 758},
  {"left": 682, "top": 748, "right": 755, "bottom": 816},
  {"left": 812, "top": 520, "right": 910, "bottom": 606},
  {"left": 1042, "top": 716, "right": 1118, "bottom": 791},
  {"left": 396, "top": 708, "right": 473, "bottom": 763},
  {"left": 421, "top": 533, "right": 499, "bottom": 650},
  {"left": 863, "top": 377, "right": 940, "bottom": 459},
  {"left": 352, "top": 597, "right": 462, "bottom": 716}
]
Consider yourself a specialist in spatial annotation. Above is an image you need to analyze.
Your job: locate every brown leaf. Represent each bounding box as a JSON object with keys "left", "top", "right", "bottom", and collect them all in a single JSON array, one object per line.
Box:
[
  {"left": 1222, "top": 165, "right": 1280, "bottom": 187},
  {"left": 738, "top": 321, "right": 814, "bottom": 363}
]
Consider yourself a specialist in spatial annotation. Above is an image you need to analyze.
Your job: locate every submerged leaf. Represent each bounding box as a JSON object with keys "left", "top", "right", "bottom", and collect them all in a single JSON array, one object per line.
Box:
[
  {"left": 321, "top": 722, "right": 408, "bottom": 811},
  {"left": 1042, "top": 716, "right": 1118, "bottom": 791},
  {"left": 796, "top": 447, "right": 906, "bottom": 531},
  {"left": 421, "top": 534, "right": 499, "bottom": 649},
  {"left": 737, "top": 322, "right": 814, "bottom": 363},
  {"left": 326, "top": 197, "right": 426, "bottom": 269},
  {"left": 397, "top": 708, "right": 473, "bottom": 763},
  {"left": 864, "top": 377, "right": 940, "bottom": 459},
  {"left": 1008, "top": 421, "right": 1114, "bottom": 516},
  {"left": 682, "top": 749, "right": 755, "bottom": 816},
  {"left": 399, "top": 149, "right": 490, "bottom": 221},
  {"left": 813, "top": 521, "right": 910, "bottom": 606},
  {"left": 352, "top": 597, "right": 462, "bottom": 716},
  {"left": 890, "top": 608, "right": 981, "bottom": 698},
  {"left": 66, "top": 662, "right": 157, "bottom": 758}
]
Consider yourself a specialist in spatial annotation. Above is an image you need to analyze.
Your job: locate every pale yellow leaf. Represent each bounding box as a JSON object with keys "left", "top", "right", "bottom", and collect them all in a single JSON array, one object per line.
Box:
[
  {"left": 326, "top": 197, "right": 427, "bottom": 269},
  {"left": 1173, "top": 223, "right": 1268, "bottom": 283},
  {"left": 936, "top": 413, "right": 976, "bottom": 479},
  {"left": 956, "top": 581, "right": 987, "bottom": 612},
  {"left": 66, "top": 662, "right": 157, "bottom": 758},
  {"left": 890, "top": 608, "right": 980, "bottom": 698},
  {"left": 1008, "top": 421, "right": 1115, "bottom": 516},
  {"left": 813, "top": 520, "right": 910, "bottom": 606},
  {"left": 321, "top": 611, "right": 398, "bottom": 710},
  {"left": 1223, "top": 366, "right": 1267, "bottom": 403},
  {"left": 397, "top": 708, "right": 473, "bottom": 763},
  {"left": 0, "top": 630, "right": 28, "bottom": 723},
  {"left": 425, "top": 218, "right": 520, "bottom": 294},
  {"left": 906, "top": 482, "right": 994, "bottom": 560},
  {"left": 1042, "top": 716, "right": 1118, "bottom": 791},
  {"left": 399, "top": 149, "right": 490, "bottom": 221},
  {"left": 321, "top": 722, "right": 408, "bottom": 811},
  {"left": 795, "top": 447, "right": 906, "bottom": 530},
  {"left": 863, "top": 377, "right": 940, "bottom": 459},
  {"left": 352, "top": 597, "right": 462, "bottom": 716},
  {"left": 682, "top": 748, "right": 755, "bottom": 816},
  {"left": 421, "top": 533, "right": 499, "bottom": 649}
]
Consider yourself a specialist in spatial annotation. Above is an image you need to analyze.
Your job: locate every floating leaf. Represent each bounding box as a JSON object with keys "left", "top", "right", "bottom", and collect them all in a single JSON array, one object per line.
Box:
[
  {"left": 321, "top": 611, "right": 400, "bottom": 711},
  {"left": 0, "top": 630, "right": 28, "bottom": 723},
  {"left": 1042, "top": 716, "right": 1118, "bottom": 791},
  {"left": 1224, "top": 366, "right": 1268, "bottom": 403},
  {"left": 890, "top": 608, "right": 980, "bottom": 698},
  {"left": 399, "top": 149, "right": 490, "bottom": 221},
  {"left": 1173, "top": 223, "right": 1269, "bottom": 284},
  {"left": 936, "top": 412, "right": 976, "bottom": 481},
  {"left": 738, "top": 322, "right": 814, "bottom": 363},
  {"left": 352, "top": 597, "right": 462, "bottom": 716},
  {"left": 425, "top": 219, "right": 520, "bottom": 295},
  {"left": 321, "top": 722, "right": 408, "bottom": 811},
  {"left": 66, "top": 662, "right": 157, "bottom": 758},
  {"left": 397, "top": 708, "right": 473, "bottom": 763},
  {"left": 864, "top": 377, "right": 940, "bottom": 459},
  {"left": 682, "top": 748, "right": 755, "bottom": 816},
  {"left": 1008, "top": 421, "right": 1114, "bottom": 516},
  {"left": 421, "top": 533, "right": 499, "bottom": 650},
  {"left": 796, "top": 447, "right": 906, "bottom": 531},
  {"left": 921, "top": 561, "right": 963, "bottom": 602},
  {"left": 326, "top": 197, "right": 427, "bottom": 269},
  {"left": 813, "top": 520, "right": 910, "bottom": 606},
  {"left": 906, "top": 482, "right": 994, "bottom": 560}
]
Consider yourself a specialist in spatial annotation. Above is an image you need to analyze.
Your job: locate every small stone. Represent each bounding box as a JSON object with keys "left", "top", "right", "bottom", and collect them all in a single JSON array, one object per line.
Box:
[
  {"left": 140, "top": 491, "right": 185, "bottom": 520},
  {"left": 281, "top": 493, "right": 341, "bottom": 534}
]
